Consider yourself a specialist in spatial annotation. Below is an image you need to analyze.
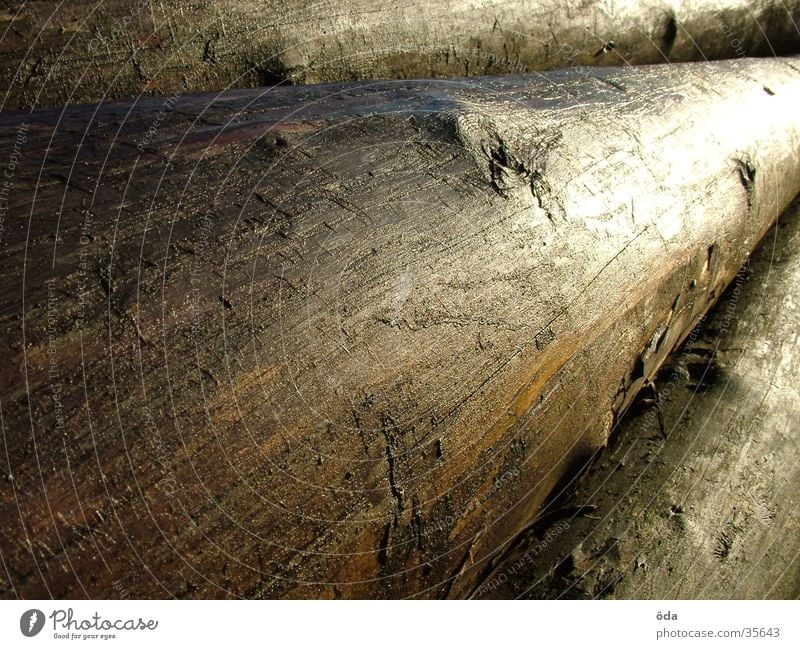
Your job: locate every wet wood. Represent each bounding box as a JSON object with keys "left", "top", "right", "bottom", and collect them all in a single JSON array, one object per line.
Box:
[
  {"left": 1, "top": 58, "right": 800, "bottom": 598},
  {"left": 2, "top": 0, "right": 800, "bottom": 109}
]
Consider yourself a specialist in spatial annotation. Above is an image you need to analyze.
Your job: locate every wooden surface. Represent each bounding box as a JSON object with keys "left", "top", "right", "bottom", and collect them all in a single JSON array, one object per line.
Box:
[
  {"left": 474, "top": 196, "right": 800, "bottom": 599},
  {"left": 1, "top": 58, "right": 800, "bottom": 598},
  {"left": 2, "top": 0, "right": 800, "bottom": 109}
]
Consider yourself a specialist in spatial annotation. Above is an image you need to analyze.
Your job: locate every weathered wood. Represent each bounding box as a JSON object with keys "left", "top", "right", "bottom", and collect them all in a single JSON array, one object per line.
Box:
[
  {"left": 473, "top": 196, "right": 800, "bottom": 600},
  {"left": 2, "top": 0, "right": 800, "bottom": 109},
  {"left": 1, "top": 58, "right": 800, "bottom": 599}
]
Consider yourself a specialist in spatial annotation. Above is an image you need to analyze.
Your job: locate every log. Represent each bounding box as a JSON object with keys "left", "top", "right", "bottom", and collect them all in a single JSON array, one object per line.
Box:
[
  {"left": 472, "top": 195, "right": 800, "bottom": 599},
  {"left": 1, "top": 58, "right": 800, "bottom": 599},
  {"left": 2, "top": 0, "right": 800, "bottom": 109}
]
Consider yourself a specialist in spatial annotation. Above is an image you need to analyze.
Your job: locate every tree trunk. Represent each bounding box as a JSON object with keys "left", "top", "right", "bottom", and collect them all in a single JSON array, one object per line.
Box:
[
  {"left": 2, "top": 0, "right": 800, "bottom": 109},
  {"left": 1, "top": 58, "right": 800, "bottom": 599},
  {"left": 473, "top": 195, "right": 800, "bottom": 600}
]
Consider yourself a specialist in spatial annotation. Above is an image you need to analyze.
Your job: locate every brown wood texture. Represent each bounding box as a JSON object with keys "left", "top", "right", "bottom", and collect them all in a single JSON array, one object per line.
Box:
[
  {"left": 2, "top": 0, "right": 800, "bottom": 109},
  {"left": 473, "top": 196, "right": 800, "bottom": 600},
  {"left": 1, "top": 58, "right": 800, "bottom": 599}
]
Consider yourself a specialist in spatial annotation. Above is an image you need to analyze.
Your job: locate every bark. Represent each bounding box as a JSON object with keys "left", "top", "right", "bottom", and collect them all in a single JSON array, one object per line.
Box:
[
  {"left": 473, "top": 195, "right": 800, "bottom": 600},
  {"left": 2, "top": 0, "right": 800, "bottom": 109},
  {"left": 1, "top": 58, "right": 800, "bottom": 599}
]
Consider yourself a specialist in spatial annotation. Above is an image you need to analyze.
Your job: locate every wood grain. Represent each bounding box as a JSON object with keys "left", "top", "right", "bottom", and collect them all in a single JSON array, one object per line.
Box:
[
  {"left": 474, "top": 196, "right": 800, "bottom": 600},
  {"left": 1, "top": 58, "right": 800, "bottom": 598},
  {"left": 2, "top": 0, "right": 800, "bottom": 109}
]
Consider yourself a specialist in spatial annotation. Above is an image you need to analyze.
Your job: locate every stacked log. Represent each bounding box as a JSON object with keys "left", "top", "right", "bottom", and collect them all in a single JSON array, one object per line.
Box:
[
  {"left": 1, "top": 56, "right": 800, "bottom": 598},
  {"left": 473, "top": 196, "right": 800, "bottom": 600},
  {"left": 2, "top": 0, "right": 800, "bottom": 109}
]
